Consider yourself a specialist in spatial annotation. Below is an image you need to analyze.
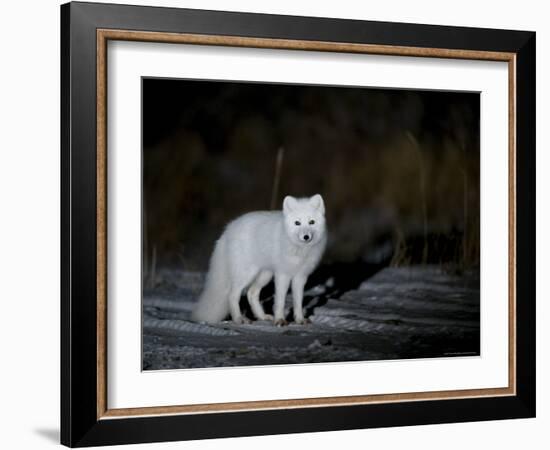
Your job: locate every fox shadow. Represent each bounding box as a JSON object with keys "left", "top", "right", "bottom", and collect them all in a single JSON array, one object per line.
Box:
[{"left": 238, "top": 259, "right": 389, "bottom": 321}]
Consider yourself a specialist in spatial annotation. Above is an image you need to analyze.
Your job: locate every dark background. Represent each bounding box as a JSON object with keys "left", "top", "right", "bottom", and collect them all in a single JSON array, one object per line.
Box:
[{"left": 142, "top": 78, "right": 480, "bottom": 274}]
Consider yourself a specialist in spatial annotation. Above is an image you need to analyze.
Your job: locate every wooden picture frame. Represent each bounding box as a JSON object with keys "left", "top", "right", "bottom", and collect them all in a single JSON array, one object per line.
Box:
[{"left": 61, "top": 1, "right": 535, "bottom": 446}]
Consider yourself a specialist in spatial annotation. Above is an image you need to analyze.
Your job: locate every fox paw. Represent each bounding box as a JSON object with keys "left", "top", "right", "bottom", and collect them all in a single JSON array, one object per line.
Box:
[
  {"left": 233, "top": 316, "right": 252, "bottom": 325},
  {"left": 258, "top": 314, "right": 273, "bottom": 321},
  {"left": 274, "top": 318, "right": 288, "bottom": 327},
  {"left": 294, "top": 317, "right": 311, "bottom": 325}
]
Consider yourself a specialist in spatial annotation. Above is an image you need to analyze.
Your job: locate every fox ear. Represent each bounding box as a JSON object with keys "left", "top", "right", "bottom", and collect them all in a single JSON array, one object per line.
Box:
[
  {"left": 310, "top": 194, "right": 325, "bottom": 215},
  {"left": 283, "top": 196, "right": 298, "bottom": 213}
]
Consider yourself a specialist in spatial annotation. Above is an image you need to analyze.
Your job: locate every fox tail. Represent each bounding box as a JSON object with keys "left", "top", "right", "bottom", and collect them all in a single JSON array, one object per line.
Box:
[{"left": 191, "top": 237, "right": 231, "bottom": 323}]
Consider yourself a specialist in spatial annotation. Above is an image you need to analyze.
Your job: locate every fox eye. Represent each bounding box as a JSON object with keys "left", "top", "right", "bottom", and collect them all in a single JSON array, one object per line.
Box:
[
  {"left": 294, "top": 221, "right": 301, "bottom": 226},
  {"left": 309, "top": 220, "right": 315, "bottom": 225}
]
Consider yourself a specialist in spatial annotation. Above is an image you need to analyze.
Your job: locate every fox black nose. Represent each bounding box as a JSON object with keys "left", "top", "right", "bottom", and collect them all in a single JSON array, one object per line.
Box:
[{"left": 304, "top": 235, "right": 310, "bottom": 241}]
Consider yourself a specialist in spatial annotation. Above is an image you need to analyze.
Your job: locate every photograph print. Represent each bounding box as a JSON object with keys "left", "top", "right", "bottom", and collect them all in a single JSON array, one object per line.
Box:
[{"left": 141, "top": 78, "right": 481, "bottom": 370}]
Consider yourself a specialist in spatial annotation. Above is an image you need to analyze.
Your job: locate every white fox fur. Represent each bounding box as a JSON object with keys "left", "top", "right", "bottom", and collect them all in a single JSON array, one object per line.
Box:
[{"left": 191, "top": 194, "right": 327, "bottom": 326}]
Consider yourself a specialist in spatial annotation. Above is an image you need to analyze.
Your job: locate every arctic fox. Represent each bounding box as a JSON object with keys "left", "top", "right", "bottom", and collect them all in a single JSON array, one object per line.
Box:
[{"left": 191, "top": 194, "right": 327, "bottom": 326}]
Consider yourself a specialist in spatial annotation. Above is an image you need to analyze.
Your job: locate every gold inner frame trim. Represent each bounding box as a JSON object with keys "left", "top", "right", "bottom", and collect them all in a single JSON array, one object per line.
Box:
[{"left": 96, "top": 28, "right": 517, "bottom": 420}]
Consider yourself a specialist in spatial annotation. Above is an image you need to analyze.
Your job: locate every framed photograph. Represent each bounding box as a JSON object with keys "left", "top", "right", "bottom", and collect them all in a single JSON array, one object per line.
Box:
[{"left": 60, "top": 1, "right": 536, "bottom": 447}]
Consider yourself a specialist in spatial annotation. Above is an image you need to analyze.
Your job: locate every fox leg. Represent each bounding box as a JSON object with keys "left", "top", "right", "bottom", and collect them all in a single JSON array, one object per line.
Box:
[
  {"left": 227, "top": 263, "right": 261, "bottom": 324},
  {"left": 273, "top": 273, "right": 291, "bottom": 326},
  {"left": 227, "top": 285, "right": 251, "bottom": 324},
  {"left": 246, "top": 270, "right": 273, "bottom": 321},
  {"left": 291, "top": 275, "right": 309, "bottom": 324}
]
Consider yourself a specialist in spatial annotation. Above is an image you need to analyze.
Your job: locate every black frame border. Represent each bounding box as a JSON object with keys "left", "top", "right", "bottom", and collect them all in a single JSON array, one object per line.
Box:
[{"left": 61, "top": 2, "right": 536, "bottom": 447}]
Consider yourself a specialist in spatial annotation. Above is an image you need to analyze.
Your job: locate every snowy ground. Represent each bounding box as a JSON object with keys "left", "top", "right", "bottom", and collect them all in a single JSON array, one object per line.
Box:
[{"left": 142, "top": 265, "right": 480, "bottom": 370}]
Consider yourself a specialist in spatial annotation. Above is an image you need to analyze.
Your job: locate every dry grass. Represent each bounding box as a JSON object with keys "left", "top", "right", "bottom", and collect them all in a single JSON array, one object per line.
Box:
[{"left": 144, "top": 128, "right": 479, "bottom": 270}]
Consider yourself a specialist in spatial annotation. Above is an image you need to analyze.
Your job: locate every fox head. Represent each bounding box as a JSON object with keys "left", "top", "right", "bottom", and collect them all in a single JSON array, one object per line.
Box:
[{"left": 282, "top": 194, "right": 326, "bottom": 246}]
